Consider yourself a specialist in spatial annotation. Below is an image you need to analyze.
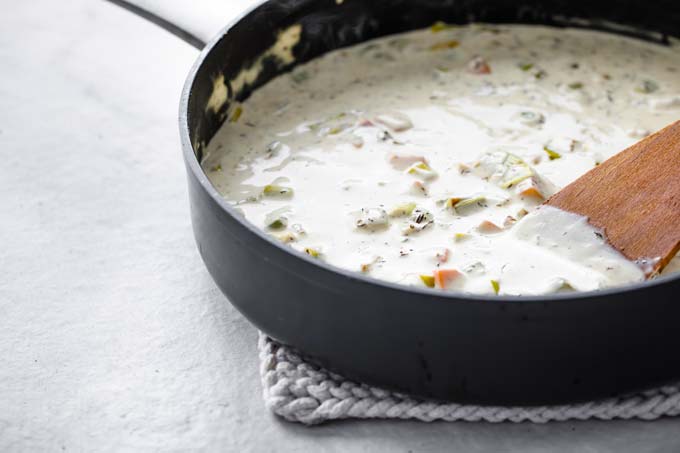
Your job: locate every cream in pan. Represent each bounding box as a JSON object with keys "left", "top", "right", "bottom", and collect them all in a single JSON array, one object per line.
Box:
[{"left": 202, "top": 24, "right": 680, "bottom": 296}]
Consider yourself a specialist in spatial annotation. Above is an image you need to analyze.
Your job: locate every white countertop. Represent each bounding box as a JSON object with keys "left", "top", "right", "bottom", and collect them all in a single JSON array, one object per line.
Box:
[{"left": 2, "top": 1, "right": 680, "bottom": 451}]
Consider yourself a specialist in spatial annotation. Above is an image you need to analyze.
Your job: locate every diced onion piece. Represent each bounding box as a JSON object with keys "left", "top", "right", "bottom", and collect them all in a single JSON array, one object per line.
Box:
[
  {"left": 272, "top": 232, "right": 297, "bottom": 243},
  {"left": 356, "top": 208, "right": 390, "bottom": 230},
  {"left": 388, "top": 153, "right": 427, "bottom": 171},
  {"left": 409, "top": 181, "right": 429, "bottom": 197},
  {"left": 389, "top": 202, "right": 417, "bottom": 217},
  {"left": 263, "top": 184, "right": 294, "bottom": 198},
  {"left": 405, "top": 162, "right": 438, "bottom": 180},
  {"left": 374, "top": 112, "right": 414, "bottom": 132}
]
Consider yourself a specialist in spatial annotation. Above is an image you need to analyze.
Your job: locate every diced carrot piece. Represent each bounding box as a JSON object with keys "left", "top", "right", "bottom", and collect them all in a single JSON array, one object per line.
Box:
[
  {"left": 477, "top": 220, "right": 503, "bottom": 234},
  {"left": 433, "top": 269, "right": 463, "bottom": 289},
  {"left": 517, "top": 177, "right": 546, "bottom": 200}
]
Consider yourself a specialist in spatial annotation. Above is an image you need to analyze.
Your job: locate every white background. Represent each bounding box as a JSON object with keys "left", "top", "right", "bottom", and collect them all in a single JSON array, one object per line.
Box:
[{"left": 1, "top": 0, "right": 679, "bottom": 451}]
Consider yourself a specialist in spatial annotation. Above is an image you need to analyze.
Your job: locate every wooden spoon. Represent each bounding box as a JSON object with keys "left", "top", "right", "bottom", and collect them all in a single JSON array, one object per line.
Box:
[{"left": 546, "top": 120, "right": 680, "bottom": 277}]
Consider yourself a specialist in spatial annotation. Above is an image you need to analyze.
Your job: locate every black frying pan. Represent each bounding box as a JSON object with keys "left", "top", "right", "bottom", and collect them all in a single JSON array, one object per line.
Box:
[{"left": 111, "top": 0, "right": 680, "bottom": 405}]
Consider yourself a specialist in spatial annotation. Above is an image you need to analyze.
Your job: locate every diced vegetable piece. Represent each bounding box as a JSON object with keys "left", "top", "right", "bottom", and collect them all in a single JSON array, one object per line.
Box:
[
  {"left": 265, "top": 207, "right": 290, "bottom": 230},
  {"left": 517, "top": 208, "right": 529, "bottom": 219},
  {"left": 420, "top": 275, "right": 436, "bottom": 288},
  {"left": 389, "top": 202, "right": 417, "bottom": 217},
  {"left": 468, "top": 56, "right": 491, "bottom": 74},
  {"left": 534, "top": 69, "right": 547, "bottom": 79},
  {"left": 477, "top": 220, "right": 503, "bottom": 234},
  {"left": 473, "top": 151, "right": 533, "bottom": 188},
  {"left": 304, "top": 247, "right": 321, "bottom": 258},
  {"left": 360, "top": 256, "right": 382, "bottom": 273},
  {"left": 430, "top": 21, "right": 456, "bottom": 33},
  {"left": 635, "top": 79, "right": 659, "bottom": 94},
  {"left": 229, "top": 105, "right": 243, "bottom": 123},
  {"left": 568, "top": 82, "right": 584, "bottom": 90},
  {"left": 543, "top": 146, "right": 562, "bottom": 160},
  {"left": 516, "top": 177, "right": 549, "bottom": 200},
  {"left": 448, "top": 196, "right": 488, "bottom": 215},
  {"left": 430, "top": 40, "right": 460, "bottom": 51},
  {"left": 503, "top": 216, "right": 517, "bottom": 228},
  {"left": 350, "top": 135, "right": 364, "bottom": 148},
  {"left": 435, "top": 248, "right": 450, "bottom": 264},
  {"left": 518, "top": 62, "right": 534, "bottom": 71},
  {"left": 517, "top": 111, "right": 545, "bottom": 127},
  {"left": 410, "top": 181, "right": 429, "bottom": 197},
  {"left": 356, "top": 208, "right": 389, "bottom": 230},
  {"left": 403, "top": 208, "right": 434, "bottom": 235},
  {"left": 454, "top": 233, "right": 469, "bottom": 242},
  {"left": 263, "top": 185, "right": 294, "bottom": 197},
  {"left": 458, "top": 163, "right": 472, "bottom": 174},
  {"left": 491, "top": 280, "right": 501, "bottom": 294},
  {"left": 406, "top": 162, "right": 438, "bottom": 180},
  {"left": 265, "top": 141, "right": 284, "bottom": 159},
  {"left": 272, "top": 232, "right": 297, "bottom": 243},
  {"left": 374, "top": 112, "right": 413, "bottom": 132},
  {"left": 210, "top": 164, "right": 222, "bottom": 172},
  {"left": 388, "top": 153, "right": 427, "bottom": 171},
  {"left": 434, "top": 269, "right": 463, "bottom": 289}
]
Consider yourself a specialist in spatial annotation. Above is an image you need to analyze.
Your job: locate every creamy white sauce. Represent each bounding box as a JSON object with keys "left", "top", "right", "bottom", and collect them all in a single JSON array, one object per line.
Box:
[{"left": 202, "top": 24, "right": 680, "bottom": 296}]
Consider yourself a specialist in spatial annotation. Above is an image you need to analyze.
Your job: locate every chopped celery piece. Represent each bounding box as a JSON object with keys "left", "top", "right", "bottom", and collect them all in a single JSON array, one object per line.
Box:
[
  {"left": 452, "top": 196, "right": 487, "bottom": 214},
  {"left": 229, "top": 105, "right": 243, "bottom": 123},
  {"left": 210, "top": 164, "right": 222, "bottom": 172},
  {"left": 265, "top": 207, "right": 290, "bottom": 230},
  {"left": 389, "top": 203, "right": 417, "bottom": 217},
  {"left": 304, "top": 247, "right": 321, "bottom": 258},
  {"left": 356, "top": 208, "right": 389, "bottom": 230},
  {"left": 406, "top": 162, "right": 437, "bottom": 180},
  {"left": 430, "top": 40, "right": 460, "bottom": 51},
  {"left": 543, "top": 146, "right": 562, "bottom": 160},
  {"left": 263, "top": 185, "right": 294, "bottom": 197},
  {"left": 430, "top": 21, "right": 456, "bottom": 33},
  {"left": 491, "top": 280, "right": 501, "bottom": 295},
  {"left": 420, "top": 275, "right": 436, "bottom": 288}
]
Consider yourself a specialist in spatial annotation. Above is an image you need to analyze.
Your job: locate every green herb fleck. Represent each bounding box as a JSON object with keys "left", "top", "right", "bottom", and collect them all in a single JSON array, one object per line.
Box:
[
  {"left": 518, "top": 62, "right": 534, "bottom": 71},
  {"left": 568, "top": 82, "right": 584, "bottom": 90}
]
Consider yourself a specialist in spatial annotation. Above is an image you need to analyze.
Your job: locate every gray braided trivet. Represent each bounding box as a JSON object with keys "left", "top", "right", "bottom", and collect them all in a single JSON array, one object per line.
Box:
[{"left": 258, "top": 334, "right": 680, "bottom": 425}]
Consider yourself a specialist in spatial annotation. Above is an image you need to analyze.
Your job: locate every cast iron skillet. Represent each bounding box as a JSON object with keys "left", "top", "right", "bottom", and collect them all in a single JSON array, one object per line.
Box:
[{"left": 115, "top": 0, "right": 680, "bottom": 405}]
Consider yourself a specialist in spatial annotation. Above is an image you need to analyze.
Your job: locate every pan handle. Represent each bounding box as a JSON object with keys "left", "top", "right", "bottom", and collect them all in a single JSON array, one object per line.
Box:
[{"left": 103, "top": 0, "right": 253, "bottom": 50}]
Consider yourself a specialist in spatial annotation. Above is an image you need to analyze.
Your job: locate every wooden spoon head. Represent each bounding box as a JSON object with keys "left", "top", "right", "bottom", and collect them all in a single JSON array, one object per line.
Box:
[{"left": 546, "top": 120, "right": 680, "bottom": 276}]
